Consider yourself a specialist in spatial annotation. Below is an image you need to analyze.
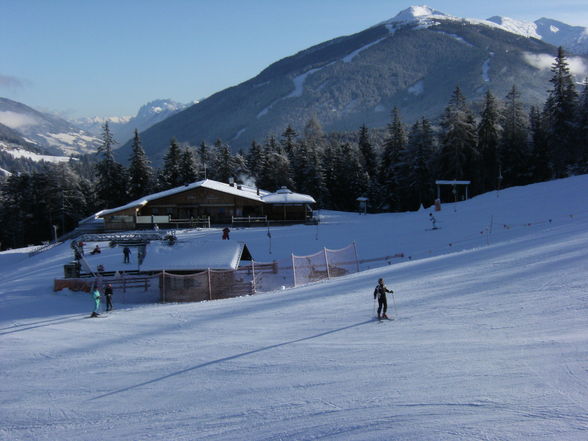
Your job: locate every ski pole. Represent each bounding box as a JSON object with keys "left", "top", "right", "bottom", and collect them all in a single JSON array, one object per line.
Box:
[{"left": 391, "top": 292, "right": 398, "bottom": 318}]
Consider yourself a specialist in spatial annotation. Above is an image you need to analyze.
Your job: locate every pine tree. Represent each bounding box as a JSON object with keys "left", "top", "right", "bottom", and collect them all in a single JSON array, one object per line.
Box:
[
  {"left": 358, "top": 124, "right": 377, "bottom": 180},
  {"left": 380, "top": 108, "right": 407, "bottom": 210},
  {"left": 257, "top": 136, "right": 293, "bottom": 190},
  {"left": 403, "top": 118, "right": 436, "bottom": 209},
  {"left": 291, "top": 140, "right": 326, "bottom": 205},
  {"left": 179, "top": 147, "right": 199, "bottom": 184},
  {"left": 328, "top": 143, "right": 368, "bottom": 211},
  {"left": 577, "top": 78, "right": 588, "bottom": 169},
  {"left": 281, "top": 125, "right": 298, "bottom": 158},
  {"left": 232, "top": 151, "right": 250, "bottom": 181},
  {"left": 197, "top": 141, "right": 215, "bottom": 179},
  {"left": 95, "top": 122, "right": 128, "bottom": 207},
  {"left": 529, "top": 106, "right": 552, "bottom": 182},
  {"left": 543, "top": 47, "right": 579, "bottom": 176},
  {"left": 437, "top": 86, "right": 478, "bottom": 182},
  {"left": 159, "top": 138, "right": 182, "bottom": 189},
  {"left": 500, "top": 85, "right": 531, "bottom": 187},
  {"left": 477, "top": 91, "right": 502, "bottom": 192},
  {"left": 246, "top": 140, "right": 264, "bottom": 183},
  {"left": 213, "top": 140, "right": 235, "bottom": 183},
  {"left": 303, "top": 116, "right": 325, "bottom": 141},
  {"left": 128, "top": 129, "right": 154, "bottom": 199}
]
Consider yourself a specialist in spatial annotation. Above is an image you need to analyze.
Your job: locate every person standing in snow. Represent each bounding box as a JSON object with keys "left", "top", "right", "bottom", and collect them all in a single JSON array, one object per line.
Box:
[
  {"left": 123, "top": 246, "right": 131, "bottom": 264},
  {"left": 90, "top": 287, "right": 101, "bottom": 317},
  {"left": 429, "top": 212, "right": 438, "bottom": 230},
  {"left": 222, "top": 227, "right": 230, "bottom": 240},
  {"left": 374, "top": 278, "right": 393, "bottom": 319},
  {"left": 104, "top": 283, "right": 113, "bottom": 311}
]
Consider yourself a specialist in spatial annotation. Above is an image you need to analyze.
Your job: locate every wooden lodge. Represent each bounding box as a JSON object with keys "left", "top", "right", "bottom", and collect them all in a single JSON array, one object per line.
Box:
[{"left": 94, "top": 179, "right": 316, "bottom": 231}]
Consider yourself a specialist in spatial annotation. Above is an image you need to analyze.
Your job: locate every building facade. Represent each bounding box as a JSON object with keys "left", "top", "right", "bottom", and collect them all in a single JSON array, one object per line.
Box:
[{"left": 95, "top": 179, "right": 316, "bottom": 231}]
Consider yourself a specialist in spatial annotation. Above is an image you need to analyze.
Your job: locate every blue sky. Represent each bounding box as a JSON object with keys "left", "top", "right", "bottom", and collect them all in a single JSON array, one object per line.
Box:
[{"left": 1, "top": 0, "right": 587, "bottom": 119}]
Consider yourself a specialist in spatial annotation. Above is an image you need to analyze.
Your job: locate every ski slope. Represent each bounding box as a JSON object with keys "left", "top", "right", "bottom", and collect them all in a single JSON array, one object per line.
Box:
[{"left": 1, "top": 176, "right": 588, "bottom": 440}]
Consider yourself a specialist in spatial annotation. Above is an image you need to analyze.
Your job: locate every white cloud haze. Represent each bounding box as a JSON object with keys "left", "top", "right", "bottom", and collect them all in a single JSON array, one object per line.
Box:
[
  {"left": 523, "top": 52, "right": 588, "bottom": 78},
  {"left": 0, "top": 111, "right": 39, "bottom": 129}
]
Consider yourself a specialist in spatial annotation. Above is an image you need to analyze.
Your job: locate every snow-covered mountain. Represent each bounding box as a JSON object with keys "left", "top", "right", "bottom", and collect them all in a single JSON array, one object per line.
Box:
[
  {"left": 488, "top": 15, "right": 588, "bottom": 55},
  {"left": 380, "top": 5, "right": 588, "bottom": 55},
  {"left": 2, "top": 175, "right": 588, "bottom": 440},
  {"left": 0, "top": 97, "right": 101, "bottom": 156},
  {"left": 76, "top": 99, "right": 192, "bottom": 145},
  {"left": 117, "top": 5, "right": 588, "bottom": 162}
]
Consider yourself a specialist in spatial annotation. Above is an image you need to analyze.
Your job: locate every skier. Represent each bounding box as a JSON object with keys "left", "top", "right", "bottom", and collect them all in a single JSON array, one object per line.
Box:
[
  {"left": 429, "top": 212, "right": 438, "bottom": 230},
  {"left": 90, "top": 244, "right": 101, "bottom": 255},
  {"left": 90, "top": 287, "right": 101, "bottom": 317},
  {"left": 104, "top": 283, "right": 113, "bottom": 311},
  {"left": 374, "top": 278, "right": 393, "bottom": 320},
  {"left": 222, "top": 227, "right": 230, "bottom": 240},
  {"left": 123, "top": 246, "right": 131, "bottom": 263}
]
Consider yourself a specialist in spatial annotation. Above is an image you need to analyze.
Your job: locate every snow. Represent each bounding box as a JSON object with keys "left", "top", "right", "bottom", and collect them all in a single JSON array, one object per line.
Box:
[
  {"left": 261, "top": 187, "right": 316, "bottom": 204},
  {"left": 486, "top": 16, "right": 541, "bottom": 39},
  {"left": 230, "top": 127, "right": 247, "bottom": 141},
  {"left": 435, "top": 31, "right": 475, "bottom": 47},
  {"left": 0, "top": 144, "right": 73, "bottom": 163},
  {"left": 286, "top": 67, "right": 324, "bottom": 98},
  {"left": 0, "top": 110, "right": 39, "bottom": 129},
  {"left": 257, "top": 63, "right": 334, "bottom": 118},
  {"left": 96, "top": 179, "right": 271, "bottom": 218},
  {"left": 482, "top": 53, "right": 494, "bottom": 83},
  {"left": 2, "top": 175, "right": 588, "bottom": 440},
  {"left": 342, "top": 37, "right": 387, "bottom": 63},
  {"left": 407, "top": 80, "right": 424, "bottom": 95},
  {"left": 80, "top": 238, "right": 247, "bottom": 273}
]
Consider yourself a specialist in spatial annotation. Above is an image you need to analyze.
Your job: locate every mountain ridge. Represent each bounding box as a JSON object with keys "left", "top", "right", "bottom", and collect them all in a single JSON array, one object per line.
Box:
[{"left": 115, "top": 5, "right": 585, "bottom": 164}]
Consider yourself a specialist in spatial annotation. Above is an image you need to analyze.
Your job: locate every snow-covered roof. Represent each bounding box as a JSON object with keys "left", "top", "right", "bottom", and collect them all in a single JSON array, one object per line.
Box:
[
  {"left": 96, "top": 179, "right": 271, "bottom": 218},
  {"left": 81, "top": 238, "right": 249, "bottom": 272},
  {"left": 261, "top": 187, "right": 316, "bottom": 204},
  {"left": 140, "top": 238, "right": 248, "bottom": 271}
]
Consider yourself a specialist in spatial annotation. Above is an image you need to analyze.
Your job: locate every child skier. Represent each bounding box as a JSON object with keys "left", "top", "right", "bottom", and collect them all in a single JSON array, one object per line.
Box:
[
  {"left": 374, "top": 278, "right": 393, "bottom": 320},
  {"left": 90, "top": 287, "right": 101, "bottom": 317}
]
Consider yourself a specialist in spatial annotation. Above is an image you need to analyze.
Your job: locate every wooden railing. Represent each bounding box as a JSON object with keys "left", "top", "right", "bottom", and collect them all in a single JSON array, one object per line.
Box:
[{"left": 232, "top": 216, "right": 268, "bottom": 225}]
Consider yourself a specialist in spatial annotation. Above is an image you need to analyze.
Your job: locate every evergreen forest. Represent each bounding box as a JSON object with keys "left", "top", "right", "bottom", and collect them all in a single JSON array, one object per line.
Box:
[{"left": 1, "top": 48, "right": 587, "bottom": 250}]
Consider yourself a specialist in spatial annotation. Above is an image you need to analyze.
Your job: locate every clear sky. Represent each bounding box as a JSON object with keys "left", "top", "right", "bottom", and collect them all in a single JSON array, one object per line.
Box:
[{"left": 1, "top": 0, "right": 587, "bottom": 119}]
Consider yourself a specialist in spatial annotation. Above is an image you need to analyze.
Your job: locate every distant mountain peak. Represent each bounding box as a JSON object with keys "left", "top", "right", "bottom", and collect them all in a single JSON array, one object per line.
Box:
[
  {"left": 390, "top": 5, "right": 448, "bottom": 22},
  {"left": 488, "top": 15, "right": 588, "bottom": 54},
  {"left": 486, "top": 16, "right": 541, "bottom": 39}
]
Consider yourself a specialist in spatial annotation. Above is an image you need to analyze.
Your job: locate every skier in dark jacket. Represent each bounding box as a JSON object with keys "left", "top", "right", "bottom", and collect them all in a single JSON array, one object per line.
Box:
[
  {"left": 104, "top": 283, "right": 113, "bottom": 311},
  {"left": 374, "top": 278, "right": 393, "bottom": 319},
  {"left": 123, "top": 246, "right": 131, "bottom": 263}
]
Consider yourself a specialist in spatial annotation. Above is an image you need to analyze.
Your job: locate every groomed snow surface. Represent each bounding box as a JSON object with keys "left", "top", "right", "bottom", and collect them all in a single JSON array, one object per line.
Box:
[{"left": 2, "top": 175, "right": 588, "bottom": 440}]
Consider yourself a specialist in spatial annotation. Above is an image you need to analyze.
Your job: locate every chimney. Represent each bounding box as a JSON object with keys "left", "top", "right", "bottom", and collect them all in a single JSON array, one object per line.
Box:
[{"left": 228, "top": 177, "right": 235, "bottom": 187}]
